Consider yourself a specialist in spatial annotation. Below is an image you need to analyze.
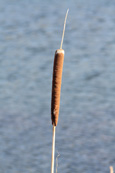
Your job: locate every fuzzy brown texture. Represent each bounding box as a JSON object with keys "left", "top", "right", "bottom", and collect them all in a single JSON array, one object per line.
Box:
[{"left": 51, "top": 49, "right": 64, "bottom": 126}]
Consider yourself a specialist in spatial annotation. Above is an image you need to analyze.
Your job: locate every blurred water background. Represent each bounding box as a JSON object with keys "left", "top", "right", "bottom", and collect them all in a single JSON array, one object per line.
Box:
[{"left": 0, "top": 0, "right": 115, "bottom": 172}]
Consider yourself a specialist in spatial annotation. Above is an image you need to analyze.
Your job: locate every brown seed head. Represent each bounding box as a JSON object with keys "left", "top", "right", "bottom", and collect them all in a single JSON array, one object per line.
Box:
[{"left": 51, "top": 49, "right": 64, "bottom": 126}]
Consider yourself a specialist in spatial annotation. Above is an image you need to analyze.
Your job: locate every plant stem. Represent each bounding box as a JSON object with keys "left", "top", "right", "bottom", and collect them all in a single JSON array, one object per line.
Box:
[{"left": 51, "top": 125, "right": 56, "bottom": 173}]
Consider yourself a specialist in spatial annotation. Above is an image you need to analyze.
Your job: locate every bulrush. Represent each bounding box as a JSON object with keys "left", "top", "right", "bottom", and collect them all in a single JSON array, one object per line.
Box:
[{"left": 51, "top": 9, "right": 69, "bottom": 173}]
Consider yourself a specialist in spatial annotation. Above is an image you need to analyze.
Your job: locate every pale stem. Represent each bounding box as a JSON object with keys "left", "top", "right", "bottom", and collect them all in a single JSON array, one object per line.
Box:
[
  {"left": 60, "top": 9, "right": 69, "bottom": 49},
  {"left": 51, "top": 126, "right": 56, "bottom": 173}
]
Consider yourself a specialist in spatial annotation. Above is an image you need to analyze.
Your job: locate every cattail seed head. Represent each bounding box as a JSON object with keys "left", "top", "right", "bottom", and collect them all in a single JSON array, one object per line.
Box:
[{"left": 51, "top": 49, "right": 64, "bottom": 126}]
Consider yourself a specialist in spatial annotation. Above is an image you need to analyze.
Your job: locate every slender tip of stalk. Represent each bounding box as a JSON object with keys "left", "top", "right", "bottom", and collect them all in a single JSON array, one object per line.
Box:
[
  {"left": 60, "top": 9, "right": 69, "bottom": 49},
  {"left": 110, "top": 166, "right": 114, "bottom": 173}
]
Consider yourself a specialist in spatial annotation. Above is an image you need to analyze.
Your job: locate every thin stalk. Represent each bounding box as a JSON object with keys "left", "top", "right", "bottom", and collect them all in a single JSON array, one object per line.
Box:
[
  {"left": 51, "top": 126, "right": 56, "bottom": 173},
  {"left": 110, "top": 166, "right": 114, "bottom": 173},
  {"left": 60, "top": 9, "right": 69, "bottom": 49}
]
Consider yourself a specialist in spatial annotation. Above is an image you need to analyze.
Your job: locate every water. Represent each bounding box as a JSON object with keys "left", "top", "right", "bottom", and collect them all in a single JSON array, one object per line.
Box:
[{"left": 0, "top": 0, "right": 115, "bottom": 172}]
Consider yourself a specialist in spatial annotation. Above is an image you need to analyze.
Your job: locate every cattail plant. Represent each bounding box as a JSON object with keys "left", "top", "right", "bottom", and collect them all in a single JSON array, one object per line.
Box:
[{"left": 51, "top": 9, "right": 69, "bottom": 173}]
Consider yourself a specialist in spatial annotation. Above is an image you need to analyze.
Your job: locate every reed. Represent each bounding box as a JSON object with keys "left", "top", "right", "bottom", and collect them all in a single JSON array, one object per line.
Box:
[
  {"left": 50, "top": 9, "right": 113, "bottom": 173},
  {"left": 51, "top": 9, "right": 69, "bottom": 173}
]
